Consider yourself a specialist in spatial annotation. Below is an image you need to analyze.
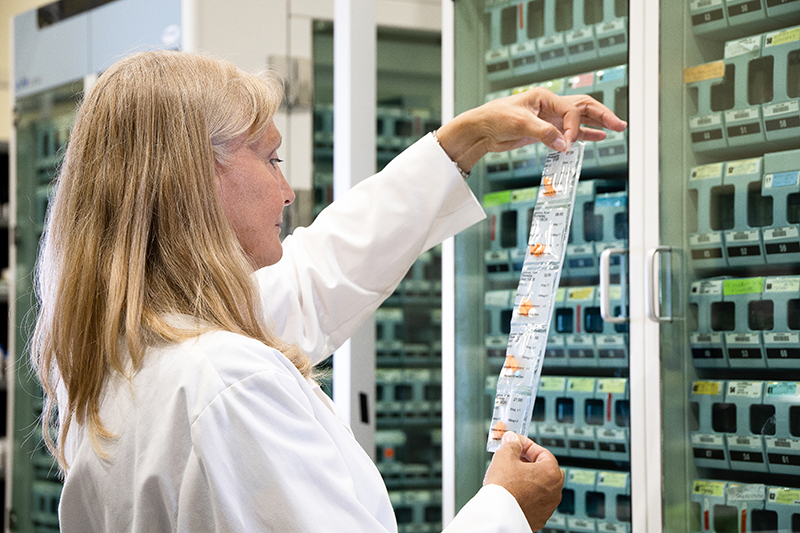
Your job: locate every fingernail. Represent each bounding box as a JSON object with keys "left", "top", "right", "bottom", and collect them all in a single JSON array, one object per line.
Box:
[
  {"left": 552, "top": 137, "right": 566, "bottom": 152},
  {"left": 502, "top": 431, "right": 518, "bottom": 444}
]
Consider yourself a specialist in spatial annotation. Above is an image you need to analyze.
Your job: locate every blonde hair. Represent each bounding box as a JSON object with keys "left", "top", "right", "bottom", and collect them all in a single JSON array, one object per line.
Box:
[{"left": 32, "top": 50, "right": 311, "bottom": 471}]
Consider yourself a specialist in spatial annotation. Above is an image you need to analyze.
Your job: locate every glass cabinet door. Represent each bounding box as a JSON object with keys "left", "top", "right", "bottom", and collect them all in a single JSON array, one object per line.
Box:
[
  {"left": 655, "top": 2, "right": 800, "bottom": 532},
  {"left": 452, "top": 2, "right": 633, "bottom": 531}
]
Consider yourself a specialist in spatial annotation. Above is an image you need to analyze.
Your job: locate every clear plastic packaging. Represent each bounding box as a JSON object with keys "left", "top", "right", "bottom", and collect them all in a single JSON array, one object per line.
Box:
[{"left": 487, "top": 143, "right": 585, "bottom": 452}]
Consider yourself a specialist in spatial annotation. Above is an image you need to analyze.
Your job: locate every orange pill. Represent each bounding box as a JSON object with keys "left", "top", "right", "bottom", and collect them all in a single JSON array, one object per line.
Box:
[
  {"left": 518, "top": 298, "right": 534, "bottom": 316},
  {"left": 492, "top": 421, "right": 506, "bottom": 441},
  {"left": 530, "top": 243, "right": 546, "bottom": 256}
]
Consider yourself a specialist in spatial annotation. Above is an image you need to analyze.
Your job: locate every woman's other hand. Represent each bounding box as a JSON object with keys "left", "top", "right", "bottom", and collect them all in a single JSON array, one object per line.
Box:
[{"left": 483, "top": 431, "right": 564, "bottom": 532}]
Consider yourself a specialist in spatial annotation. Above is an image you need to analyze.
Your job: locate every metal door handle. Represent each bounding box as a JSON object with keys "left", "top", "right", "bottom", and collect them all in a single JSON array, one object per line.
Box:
[
  {"left": 646, "top": 246, "right": 672, "bottom": 323},
  {"left": 599, "top": 247, "right": 628, "bottom": 324}
]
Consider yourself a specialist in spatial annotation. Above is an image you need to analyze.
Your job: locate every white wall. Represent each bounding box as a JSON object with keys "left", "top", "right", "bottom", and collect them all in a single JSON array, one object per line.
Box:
[{"left": 0, "top": 0, "right": 51, "bottom": 143}]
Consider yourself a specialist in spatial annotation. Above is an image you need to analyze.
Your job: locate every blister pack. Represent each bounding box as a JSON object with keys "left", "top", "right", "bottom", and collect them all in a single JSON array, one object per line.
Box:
[{"left": 487, "top": 143, "right": 585, "bottom": 452}]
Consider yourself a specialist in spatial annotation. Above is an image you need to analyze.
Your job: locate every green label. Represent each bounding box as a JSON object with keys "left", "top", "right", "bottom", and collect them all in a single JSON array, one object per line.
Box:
[
  {"left": 723, "top": 277, "right": 764, "bottom": 296},
  {"left": 693, "top": 480, "right": 725, "bottom": 497},
  {"left": 483, "top": 190, "right": 512, "bottom": 207}
]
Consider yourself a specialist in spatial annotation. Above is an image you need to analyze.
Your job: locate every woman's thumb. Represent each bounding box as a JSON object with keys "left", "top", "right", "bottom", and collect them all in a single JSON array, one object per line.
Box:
[{"left": 499, "top": 431, "right": 523, "bottom": 456}]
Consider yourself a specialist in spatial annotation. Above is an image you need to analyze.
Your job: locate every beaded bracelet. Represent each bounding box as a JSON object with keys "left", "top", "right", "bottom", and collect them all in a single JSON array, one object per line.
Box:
[{"left": 431, "top": 130, "right": 470, "bottom": 180}]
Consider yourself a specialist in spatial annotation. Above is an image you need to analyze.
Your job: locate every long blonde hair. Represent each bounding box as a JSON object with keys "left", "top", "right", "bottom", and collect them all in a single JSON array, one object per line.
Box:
[{"left": 32, "top": 50, "right": 311, "bottom": 471}]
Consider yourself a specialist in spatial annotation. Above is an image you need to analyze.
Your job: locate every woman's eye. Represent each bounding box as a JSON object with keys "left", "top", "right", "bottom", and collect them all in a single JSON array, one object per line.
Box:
[{"left": 270, "top": 158, "right": 284, "bottom": 168}]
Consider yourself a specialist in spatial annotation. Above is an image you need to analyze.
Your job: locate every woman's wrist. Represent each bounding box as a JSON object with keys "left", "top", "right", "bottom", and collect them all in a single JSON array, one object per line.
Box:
[{"left": 434, "top": 110, "right": 490, "bottom": 173}]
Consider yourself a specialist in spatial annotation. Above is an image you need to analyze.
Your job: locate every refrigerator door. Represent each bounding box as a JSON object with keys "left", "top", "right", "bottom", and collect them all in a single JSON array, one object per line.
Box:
[
  {"left": 450, "top": 1, "right": 634, "bottom": 531},
  {"left": 652, "top": 2, "right": 800, "bottom": 532}
]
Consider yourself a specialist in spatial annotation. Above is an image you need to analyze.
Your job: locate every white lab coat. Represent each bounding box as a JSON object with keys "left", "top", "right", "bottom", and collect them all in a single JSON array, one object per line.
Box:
[{"left": 58, "top": 134, "right": 532, "bottom": 532}]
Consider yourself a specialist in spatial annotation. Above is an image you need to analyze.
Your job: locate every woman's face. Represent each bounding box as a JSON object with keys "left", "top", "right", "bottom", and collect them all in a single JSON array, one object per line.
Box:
[{"left": 217, "top": 121, "right": 295, "bottom": 269}]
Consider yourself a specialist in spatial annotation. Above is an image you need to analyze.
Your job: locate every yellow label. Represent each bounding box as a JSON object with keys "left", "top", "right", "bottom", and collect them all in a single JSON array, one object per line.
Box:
[
  {"left": 568, "top": 377, "right": 596, "bottom": 393},
  {"left": 684, "top": 61, "right": 725, "bottom": 84},
  {"left": 773, "top": 488, "right": 800, "bottom": 505},
  {"left": 690, "top": 163, "right": 724, "bottom": 181},
  {"left": 567, "top": 287, "right": 595, "bottom": 300},
  {"left": 539, "top": 376, "right": 566, "bottom": 392},
  {"left": 725, "top": 158, "right": 761, "bottom": 176},
  {"left": 766, "top": 27, "right": 800, "bottom": 48},
  {"left": 597, "top": 378, "right": 627, "bottom": 394},
  {"left": 598, "top": 472, "right": 628, "bottom": 488},
  {"left": 569, "top": 469, "right": 597, "bottom": 485},
  {"left": 693, "top": 480, "right": 725, "bottom": 497},
  {"left": 693, "top": 381, "right": 722, "bottom": 396}
]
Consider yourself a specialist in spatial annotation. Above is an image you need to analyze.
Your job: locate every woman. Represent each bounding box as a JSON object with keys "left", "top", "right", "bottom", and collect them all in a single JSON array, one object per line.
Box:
[{"left": 33, "top": 50, "right": 626, "bottom": 532}]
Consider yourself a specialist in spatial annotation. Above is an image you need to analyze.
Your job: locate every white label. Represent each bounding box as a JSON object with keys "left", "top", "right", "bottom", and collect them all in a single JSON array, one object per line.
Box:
[
  {"left": 692, "top": 433, "right": 724, "bottom": 446},
  {"left": 598, "top": 524, "right": 626, "bottom": 533},
  {"left": 596, "top": 18, "right": 626, "bottom": 34},
  {"left": 510, "top": 41, "right": 537, "bottom": 56},
  {"left": 567, "top": 244, "right": 593, "bottom": 255},
  {"left": 690, "top": 333, "right": 723, "bottom": 344},
  {"left": 764, "top": 101, "right": 800, "bottom": 118},
  {"left": 725, "top": 107, "right": 760, "bottom": 122},
  {"left": 538, "top": 33, "right": 565, "bottom": 48},
  {"left": 485, "top": 290, "right": 511, "bottom": 308},
  {"left": 728, "top": 435, "right": 762, "bottom": 448},
  {"left": 485, "top": 47, "right": 510, "bottom": 62},
  {"left": 546, "top": 515, "right": 567, "bottom": 527},
  {"left": 726, "top": 381, "right": 762, "bottom": 398},
  {"left": 598, "top": 428, "right": 627, "bottom": 440},
  {"left": 567, "top": 426, "right": 595, "bottom": 438},
  {"left": 569, "top": 518, "right": 596, "bottom": 530},
  {"left": 691, "top": 279, "right": 724, "bottom": 295},
  {"left": 724, "top": 36, "right": 761, "bottom": 58},
  {"left": 764, "top": 332, "right": 800, "bottom": 344},
  {"left": 690, "top": 113, "right": 722, "bottom": 128},
  {"left": 764, "top": 277, "right": 800, "bottom": 292},
  {"left": 566, "top": 28, "right": 592, "bottom": 42},
  {"left": 764, "top": 226, "right": 800, "bottom": 240},
  {"left": 727, "top": 484, "right": 766, "bottom": 502},
  {"left": 485, "top": 336, "right": 508, "bottom": 349},
  {"left": 690, "top": 232, "right": 723, "bottom": 246},
  {"left": 725, "top": 333, "right": 760, "bottom": 345},
  {"left": 766, "top": 437, "right": 800, "bottom": 451},
  {"left": 725, "top": 229, "right": 760, "bottom": 242},
  {"left": 485, "top": 250, "right": 510, "bottom": 262},
  {"left": 691, "top": 0, "right": 724, "bottom": 8},
  {"left": 566, "top": 335, "right": 593, "bottom": 346},
  {"left": 597, "top": 335, "right": 626, "bottom": 347},
  {"left": 539, "top": 425, "right": 564, "bottom": 436}
]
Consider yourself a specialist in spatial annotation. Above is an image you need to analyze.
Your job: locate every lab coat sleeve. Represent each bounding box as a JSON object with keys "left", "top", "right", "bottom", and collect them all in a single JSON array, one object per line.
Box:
[
  {"left": 177, "top": 359, "right": 395, "bottom": 532},
  {"left": 255, "top": 133, "right": 486, "bottom": 364},
  {"left": 444, "top": 485, "right": 532, "bottom": 533}
]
